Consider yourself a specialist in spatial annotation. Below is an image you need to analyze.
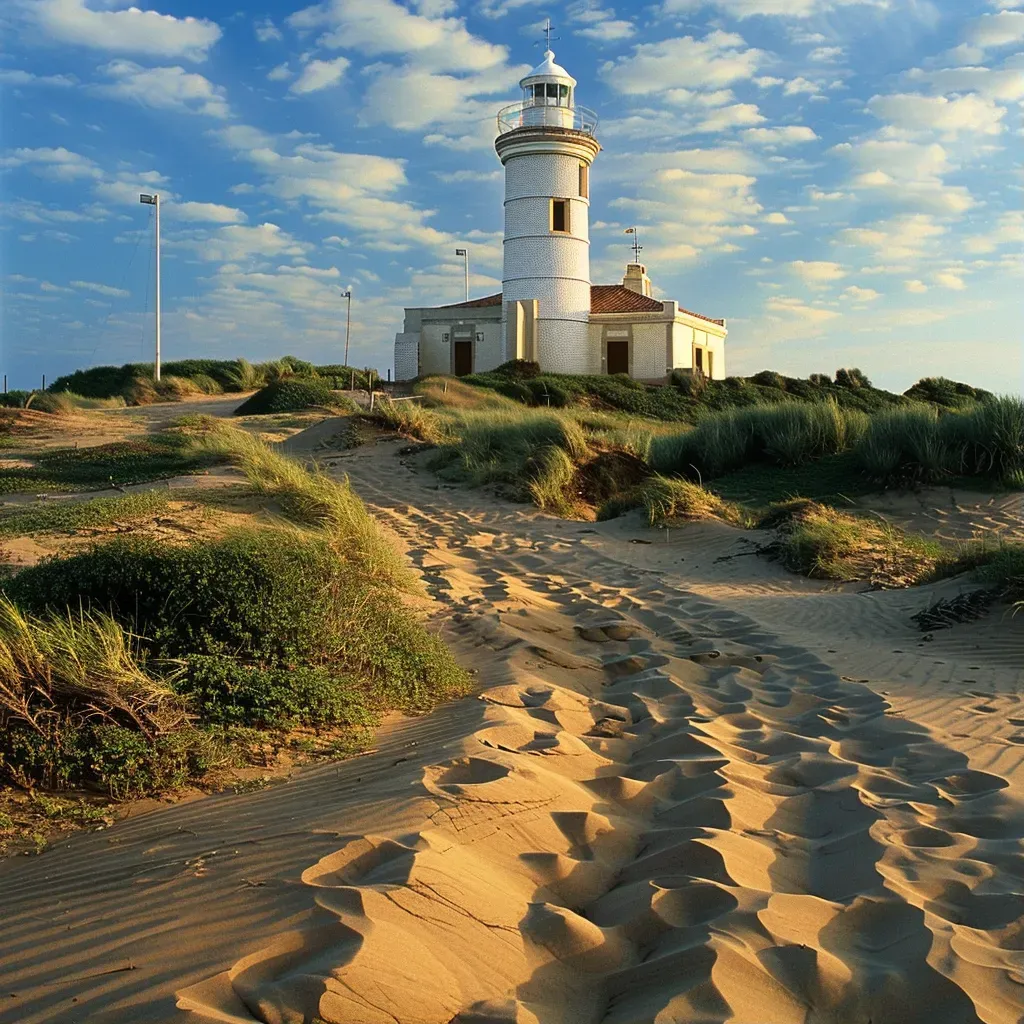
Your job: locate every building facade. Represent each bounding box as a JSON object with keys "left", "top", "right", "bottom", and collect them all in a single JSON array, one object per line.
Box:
[{"left": 393, "top": 49, "right": 726, "bottom": 383}]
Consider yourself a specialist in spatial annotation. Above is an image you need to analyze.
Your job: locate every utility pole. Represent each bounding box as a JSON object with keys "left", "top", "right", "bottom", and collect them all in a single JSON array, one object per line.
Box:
[
  {"left": 140, "top": 192, "right": 161, "bottom": 381},
  {"left": 455, "top": 248, "right": 469, "bottom": 302},
  {"left": 342, "top": 290, "right": 352, "bottom": 366}
]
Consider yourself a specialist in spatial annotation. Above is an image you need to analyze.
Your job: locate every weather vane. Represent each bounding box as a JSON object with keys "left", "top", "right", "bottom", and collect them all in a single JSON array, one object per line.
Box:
[
  {"left": 539, "top": 17, "right": 558, "bottom": 50},
  {"left": 625, "top": 226, "right": 643, "bottom": 263}
]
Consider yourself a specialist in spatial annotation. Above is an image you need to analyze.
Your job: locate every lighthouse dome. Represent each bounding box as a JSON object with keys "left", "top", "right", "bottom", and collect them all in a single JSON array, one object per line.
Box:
[{"left": 520, "top": 49, "right": 577, "bottom": 90}]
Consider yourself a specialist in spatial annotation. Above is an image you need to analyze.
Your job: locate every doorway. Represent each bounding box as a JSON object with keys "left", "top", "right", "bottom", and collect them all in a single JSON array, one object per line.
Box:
[
  {"left": 453, "top": 340, "right": 473, "bottom": 376},
  {"left": 607, "top": 340, "right": 629, "bottom": 375}
]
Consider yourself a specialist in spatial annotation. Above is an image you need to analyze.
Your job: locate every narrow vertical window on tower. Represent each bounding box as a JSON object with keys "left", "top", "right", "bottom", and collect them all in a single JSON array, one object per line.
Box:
[
  {"left": 579, "top": 163, "right": 589, "bottom": 199},
  {"left": 551, "top": 199, "right": 569, "bottom": 233}
]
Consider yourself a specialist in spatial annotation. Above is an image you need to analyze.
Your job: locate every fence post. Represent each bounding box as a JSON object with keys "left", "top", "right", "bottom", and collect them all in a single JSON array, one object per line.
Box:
[
  {"left": 42, "top": 374, "right": 46, "bottom": 391},
  {"left": 3, "top": 375, "right": 6, "bottom": 394},
  {"left": 369, "top": 390, "right": 376, "bottom": 412}
]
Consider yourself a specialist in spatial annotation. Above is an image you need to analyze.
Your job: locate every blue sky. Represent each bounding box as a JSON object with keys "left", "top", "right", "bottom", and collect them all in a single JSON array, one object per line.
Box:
[{"left": 1, "top": 0, "right": 1021, "bottom": 394}]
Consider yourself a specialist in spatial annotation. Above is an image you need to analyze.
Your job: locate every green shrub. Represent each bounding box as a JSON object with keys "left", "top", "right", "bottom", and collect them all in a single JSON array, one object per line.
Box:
[
  {"left": 835, "top": 367, "right": 871, "bottom": 389},
  {"left": 179, "top": 656, "right": 372, "bottom": 730},
  {"left": 904, "top": 376, "right": 991, "bottom": 409},
  {"left": 751, "top": 370, "right": 786, "bottom": 390},
  {"left": 189, "top": 374, "right": 223, "bottom": 395},
  {"left": 234, "top": 377, "right": 339, "bottom": 416},
  {"left": 857, "top": 405, "right": 950, "bottom": 483},
  {"left": 0, "top": 391, "right": 33, "bottom": 409},
  {"left": 223, "top": 358, "right": 266, "bottom": 392},
  {"left": 944, "top": 396, "right": 1024, "bottom": 482},
  {"left": 492, "top": 359, "right": 541, "bottom": 379},
  {"left": 637, "top": 476, "right": 746, "bottom": 526}
]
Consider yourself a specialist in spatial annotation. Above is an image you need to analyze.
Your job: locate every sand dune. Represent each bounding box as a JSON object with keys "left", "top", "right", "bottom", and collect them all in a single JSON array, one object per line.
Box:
[{"left": 1, "top": 437, "right": 1022, "bottom": 1023}]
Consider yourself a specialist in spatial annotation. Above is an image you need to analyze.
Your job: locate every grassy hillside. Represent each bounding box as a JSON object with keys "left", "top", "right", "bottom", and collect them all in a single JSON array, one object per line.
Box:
[{"left": 458, "top": 362, "right": 992, "bottom": 422}]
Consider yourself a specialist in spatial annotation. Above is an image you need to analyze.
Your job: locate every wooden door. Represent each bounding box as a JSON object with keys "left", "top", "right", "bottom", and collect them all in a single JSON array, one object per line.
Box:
[
  {"left": 453, "top": 340, "right": 473, "bottom": 376},
  {"left": 607, "top": 340, "right": 629, "bottom": 375}
]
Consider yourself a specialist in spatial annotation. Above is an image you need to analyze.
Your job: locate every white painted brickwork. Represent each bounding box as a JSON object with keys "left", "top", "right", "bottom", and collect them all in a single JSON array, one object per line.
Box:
[
  {"left": 394, "top": 334, "right": 420, "bottom": 382},
  {"left": 537, "top": 320, "right": 591, "bottom": 373},
  {"left": 504, "top": 154, "right": 587, "bottom": 200},
  {"left": 503, "top": 196, "right": 590, "bottom": 244},
  {"left": 633, "top": 323, "right": 668, "bottom": 379}
]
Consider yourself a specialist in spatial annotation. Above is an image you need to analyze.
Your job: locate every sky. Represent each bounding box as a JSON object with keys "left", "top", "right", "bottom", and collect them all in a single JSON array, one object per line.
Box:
[{"left": 1, "top": 0, "right": 1021, "bottom": 395}]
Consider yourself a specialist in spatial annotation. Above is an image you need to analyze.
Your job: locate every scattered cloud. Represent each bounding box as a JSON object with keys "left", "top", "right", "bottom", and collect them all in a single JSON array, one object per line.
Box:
[
  {"left": 904, "top": 279, "right": 928, "bottom": 293},
  {"left": 289, "top": 57, "right": 350, "bottom": 94},
  {"left": 95, "top": 61, "right": 230, "bottom": 117},
  {"left": 789, "top": 260, "right": 847, "bottom": 287},
  {"left": 838, "top": 213, "right": 946, "bottom": 262},
  {"left": 842, "top": 285, "right": 880, "bottom": 301},
  {"left": 742, "top": 125, "right": 817, "bottom": 145},
  {"left": 254, "top": 17, "right": 283, "bottom": 43},
  {"left": 71, "top": 279, "right": 129, "bottom": 297},
  {"left": 172, "top": 201, "right": 247, "bottom": 223},
  {"left": 26, "top": 0, "right": 222, "bottom": 62}
]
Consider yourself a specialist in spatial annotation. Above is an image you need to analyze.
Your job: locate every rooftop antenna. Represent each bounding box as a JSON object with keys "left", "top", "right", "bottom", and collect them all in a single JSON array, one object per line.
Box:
[{"left": 625, "top": 226, "right": 643, "bottom": 264}]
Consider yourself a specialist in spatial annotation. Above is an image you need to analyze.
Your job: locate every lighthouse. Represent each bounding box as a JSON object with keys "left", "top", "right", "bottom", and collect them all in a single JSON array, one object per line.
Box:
[
  {"left": 494, "top": 49, "right": 601, "bottom": 373},
  {"left": 393, "top": 47, "right": 728, "bottom": 383}
]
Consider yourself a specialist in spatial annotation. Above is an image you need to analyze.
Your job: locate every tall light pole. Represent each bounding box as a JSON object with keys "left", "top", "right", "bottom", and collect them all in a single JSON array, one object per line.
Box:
[
  {"left": 341, "top": 290, "right": 352, "bottom": 366},
  {"left": 140, "top": 193, "right": 161, "bottom": 381},
  {"left": 455, "top": 247, "right": 469, "bottom": 303}
]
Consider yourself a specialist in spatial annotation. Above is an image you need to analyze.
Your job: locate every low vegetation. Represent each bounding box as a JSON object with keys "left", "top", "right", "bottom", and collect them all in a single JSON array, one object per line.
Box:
[
  {"left": 233, "top": 377, "right": 353, "bottom": 416},
  {"left": 45, "top": 357, "right": 380, "bottom": 408},
  {"left": 0, "top": 422, "right": 469, "bottom": 803},
  {"left": 0, "top": 434, "right": 221, "bottom": 494}
]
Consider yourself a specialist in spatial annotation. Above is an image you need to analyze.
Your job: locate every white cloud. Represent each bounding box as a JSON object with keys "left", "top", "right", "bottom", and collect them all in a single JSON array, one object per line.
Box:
[
  {"left": 180, "top": 223, "right": 310, "bottom": 263},
  {"left": 40, "top": 281, "right": 74, "bottom": 293},
  {"left": 934, "top": 269, "right": 967, "bottom": 290},
  {"left": 904, "top": 279, "right": 928, "bottom": 293},
  {"left": 905, "top": 64, "right": 1024, "bottom": 103},
  {"left": 742, "top": 125, "right": 817, "bottom": 145},
  {"left": 0, "top": 147, "right": 102, "bottom": 181},
  {"left": 783, "top": 76, "right": 821, "bottom": 96},
  {"left": 95, "top": 61, "right": 229, "bottom": 117},
  {"left": 838, "top": 213, "right": 946, "bottom": 262},
  {"left": 763, "top": 212, "right": 791, "bottom": 224},
  {"left": 600, "top": 31, "right": 763, "bottom": 95},
  {"left": 434, "top": 169, "right": 502, "bottom": 183},
  {"left": 255, "top": 17, "right": 283, "bottom": 42},
  {"left": 841, "top": 285, "right": 880, "bottom": 301},
  {"left": 0, "top": 68, "right": 76, "bottom": 87},
  {"left": 663, "top": 0, "right": 886, "bottom": 15},
  {"left": 809, "top": 46, "right": 843, "bottom": 61},
  {"left": 28, "top": 0, "right": 221, "bottom": 62},
  {"left": 290, "top": 57, "right": 350, "bottom": 94},
  {"left": 964, "top": 10, "right": 1024, "bottom": 51},
  {"left": 867, "top": 92, "right": 1006, "bottom": 139},
  {"left": 789, "top": 260, "right": 847, "bottom": 287},
  {"left": 833, "top": 139, "right": 973, "bottom": 214},
  {"left": 71, "top": 279, "right": 129, "bottom": 297},
  {"left": 289, "top": 0, "right": 508, "bottom": 72},
  {"left": 697, "top": 103, "right": 765, "bottom": 131},
  {"left": 570, "top": 2, "right": 635, "bottom": 41},
  {"left": 764, "top": 295, "right": 840, "bottom": 327},
  {"left": 963, "top": 211, "right": 1024, "bottom": 254},
  {"left": 267, "top": 63, "right": 292, "bottom": 82},
  {"left": 172, "top": 201, "right": 246, "bottom": 223}
]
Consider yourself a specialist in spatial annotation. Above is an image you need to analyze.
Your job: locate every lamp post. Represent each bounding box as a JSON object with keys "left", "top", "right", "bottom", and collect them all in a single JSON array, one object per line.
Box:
[
  {"left": 139, "top": 193, "right": 161, "bottom": 381},
  {"left": 455, "top": 247, "right": 469, "bottom": 302},
  {"left": 341, "top": 290, "right": 352, "bottom": 367}
]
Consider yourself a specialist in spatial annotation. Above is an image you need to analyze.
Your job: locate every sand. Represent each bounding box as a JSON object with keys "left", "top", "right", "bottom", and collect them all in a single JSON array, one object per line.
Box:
[{"left": 1, "top": 435, "right": 1021, "bottom": 1024}]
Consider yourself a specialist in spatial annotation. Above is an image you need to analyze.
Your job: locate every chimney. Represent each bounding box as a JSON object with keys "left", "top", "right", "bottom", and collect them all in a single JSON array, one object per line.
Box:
[{"left": 623, "top": 263, "right": 652, "bottom": 297}]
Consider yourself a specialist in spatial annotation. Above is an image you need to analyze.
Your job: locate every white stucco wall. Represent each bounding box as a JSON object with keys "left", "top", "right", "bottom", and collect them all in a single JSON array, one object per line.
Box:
[
  {"left": 419, "top": 323, "right": 450, "bottom": 377},
  {"left": 475, "top": 322, "right": 504, "bottom": 372},
  {"left": 671, "top": 322, "right": 693, "bottom": 370}
]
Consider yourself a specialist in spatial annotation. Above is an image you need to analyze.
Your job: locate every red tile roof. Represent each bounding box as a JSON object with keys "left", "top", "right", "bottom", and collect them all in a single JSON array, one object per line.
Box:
[
  {"left": 590, "top": 284, "right": 664, "bottom": 314},
  {"left": 435, "top": 287, "right": 723, "bottom": 325}
]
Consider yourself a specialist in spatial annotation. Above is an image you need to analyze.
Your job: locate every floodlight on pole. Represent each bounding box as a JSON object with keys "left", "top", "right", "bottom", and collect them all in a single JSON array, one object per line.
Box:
[
  {"left": 139, "top": 192, "right": 161, "bottom": 381},
  {"left": 341, "top": 290, "right": 352, "bottom": 367},
  {"left": 455, "top": 248, "right": 469, "bottom": 303}
]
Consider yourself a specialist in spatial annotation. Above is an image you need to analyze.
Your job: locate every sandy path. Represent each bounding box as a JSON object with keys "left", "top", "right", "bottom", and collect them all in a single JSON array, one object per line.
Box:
[{"left": 1, "top": 439, "right": 1022, "bottom": 1023}]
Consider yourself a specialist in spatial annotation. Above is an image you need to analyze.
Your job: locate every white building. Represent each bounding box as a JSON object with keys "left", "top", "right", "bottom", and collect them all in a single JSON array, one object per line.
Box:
[{"left": 394, "top": 49, "right": 727, "bottom": 383}]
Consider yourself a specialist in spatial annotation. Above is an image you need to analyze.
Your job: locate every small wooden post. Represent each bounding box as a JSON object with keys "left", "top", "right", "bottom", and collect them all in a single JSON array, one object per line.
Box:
[
  {"left": 369, "top": 390, "right": 376, "bottom": 412},
  {"left": 42, "top": 374, "right": 46, "bottom": 390},
  {"left": 3, "top": 375, "right": 6, "bottom": 394},
  {"left": 350, "top": 369, "right": 355, "bottom": 391}
]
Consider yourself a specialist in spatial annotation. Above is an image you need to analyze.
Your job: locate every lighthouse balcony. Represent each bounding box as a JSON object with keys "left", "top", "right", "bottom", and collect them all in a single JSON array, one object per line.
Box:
[{"left": 497, "top": 101, "right": 599, "bottom": 137}]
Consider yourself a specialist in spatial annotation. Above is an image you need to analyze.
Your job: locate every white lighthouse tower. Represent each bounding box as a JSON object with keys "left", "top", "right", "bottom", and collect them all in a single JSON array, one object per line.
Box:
[{"left": 495, "top": 48, "right": 600, "bottom": 373}]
